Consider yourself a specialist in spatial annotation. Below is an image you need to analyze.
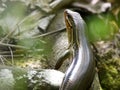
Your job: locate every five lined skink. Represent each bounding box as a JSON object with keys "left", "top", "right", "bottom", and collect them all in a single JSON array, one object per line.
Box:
[{"left": 59, "top": 9, "right": 95, "bottom": 90}]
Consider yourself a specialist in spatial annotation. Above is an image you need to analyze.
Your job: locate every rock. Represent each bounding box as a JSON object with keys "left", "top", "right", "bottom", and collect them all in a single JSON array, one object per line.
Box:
[
  {"left": 0, "top": 65, "right": 64, "bottom": 90},
  {"left": 28, "top": 69, "right": 64, "bottom": 90},
  {"left": 0, "top": 65, "right": 27, "bottom": 90}
]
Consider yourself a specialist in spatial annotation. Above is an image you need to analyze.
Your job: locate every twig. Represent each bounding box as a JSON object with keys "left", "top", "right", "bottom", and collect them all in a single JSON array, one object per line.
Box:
[
  {"left": 0, "top": 50, "right": 24, "bottom": 54},
  {"left": 28, "top": 28, "right": 65, "bottom": 39},
  {"left": 0, "top": 55, "right": 5, "bottom": 65},
  {"left": 1, "top": 54, "right": 24, "bottom": 57},
  {"left": 0, "top": 42, "right": 28, "bottom": 49},
  {"left": 8, "top": 45, "right": 14, "bottom": 65}
]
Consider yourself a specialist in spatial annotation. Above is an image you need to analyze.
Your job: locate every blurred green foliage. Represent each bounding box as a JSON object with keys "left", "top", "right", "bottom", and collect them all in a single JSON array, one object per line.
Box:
[{"left": 85, "top": 13, "right": 119, "bottom": 42}]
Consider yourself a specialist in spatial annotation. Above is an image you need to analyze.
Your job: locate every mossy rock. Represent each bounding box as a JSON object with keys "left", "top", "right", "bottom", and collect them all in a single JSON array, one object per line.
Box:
[
  {"left": 0, "top": 65, "right": 27, "bottom": 90},
  {"left": 98, "top": 58, "right": 120, "bottom": 90},
  {"left": 0, "top": 65, "right": 64, "bottom": 90}
]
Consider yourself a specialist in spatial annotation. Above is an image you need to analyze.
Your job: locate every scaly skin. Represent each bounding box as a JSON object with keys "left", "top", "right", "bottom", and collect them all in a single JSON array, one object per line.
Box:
[{"left": 59, "top": 9, "right": 95, "bottom": 90}]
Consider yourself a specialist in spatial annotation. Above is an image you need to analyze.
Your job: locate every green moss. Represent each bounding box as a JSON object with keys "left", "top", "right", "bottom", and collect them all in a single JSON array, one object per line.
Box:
[{"left": 98, "top": 58, "right": 120, "bottom": 90}]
